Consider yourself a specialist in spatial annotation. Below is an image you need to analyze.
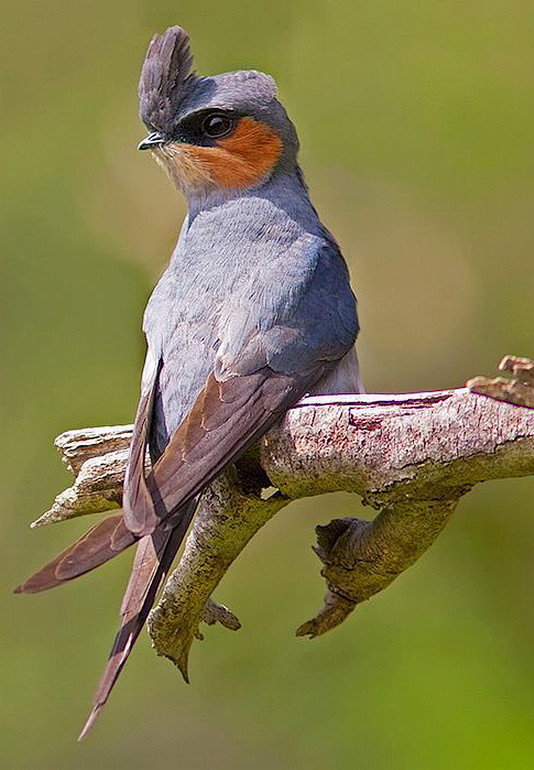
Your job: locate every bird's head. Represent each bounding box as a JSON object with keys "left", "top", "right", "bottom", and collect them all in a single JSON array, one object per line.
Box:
[{"left": 138, "top": 26, "right": 299, "bottom": 198}]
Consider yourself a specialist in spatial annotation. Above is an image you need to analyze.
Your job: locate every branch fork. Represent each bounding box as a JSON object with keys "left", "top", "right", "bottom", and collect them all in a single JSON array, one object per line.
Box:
[{"left": 29, "top": 357, "right": 534, "bottom": 677}]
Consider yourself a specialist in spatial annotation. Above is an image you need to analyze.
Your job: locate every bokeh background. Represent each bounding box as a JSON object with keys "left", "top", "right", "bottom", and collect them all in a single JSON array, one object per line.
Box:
[{"left": 2, "top": 2, "right": 533, "bottom": 768}]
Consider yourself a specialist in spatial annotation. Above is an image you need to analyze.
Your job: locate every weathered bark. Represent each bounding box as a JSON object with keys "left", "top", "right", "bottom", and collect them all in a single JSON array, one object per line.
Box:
[{"left": 28, "top": 358, "right": 534, "bottom": 678}]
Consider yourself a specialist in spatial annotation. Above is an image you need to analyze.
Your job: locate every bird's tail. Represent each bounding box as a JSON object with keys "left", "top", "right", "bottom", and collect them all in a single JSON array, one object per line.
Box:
[
  {"left": 78, "top": 501, "right": 196, "bottom": 741},
  {"left": 14, "top": 514, "right": 138, "bottom": 594}
]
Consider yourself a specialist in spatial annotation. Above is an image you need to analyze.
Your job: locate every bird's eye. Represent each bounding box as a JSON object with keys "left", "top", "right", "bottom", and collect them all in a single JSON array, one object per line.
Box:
[{"left": 201, "top": 113, "right": 235, "bottom": 139}]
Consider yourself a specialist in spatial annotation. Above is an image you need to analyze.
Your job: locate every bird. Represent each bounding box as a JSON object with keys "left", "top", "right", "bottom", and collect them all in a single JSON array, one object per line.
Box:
[{"left": 15, "top": 25, "right": 363, "bottom": 739}]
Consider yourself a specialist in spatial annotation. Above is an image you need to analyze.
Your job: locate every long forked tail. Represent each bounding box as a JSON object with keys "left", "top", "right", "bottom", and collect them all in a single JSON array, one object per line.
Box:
[
  {"left": 14, "top": 514, "right": 138, "bottom": 594},
  {"left": 78, "top": 500, "right": 196, "bottom": 741}
]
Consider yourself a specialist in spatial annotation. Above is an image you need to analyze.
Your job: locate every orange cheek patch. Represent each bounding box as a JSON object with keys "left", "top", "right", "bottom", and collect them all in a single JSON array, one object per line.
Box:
[{"left": 184, "top": 117, "right": 283, "bottom": 190}]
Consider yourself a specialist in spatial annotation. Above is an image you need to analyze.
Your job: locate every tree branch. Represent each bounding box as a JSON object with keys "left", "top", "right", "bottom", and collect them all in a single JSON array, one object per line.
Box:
[{"left": 30, "top": 360, "right": 534, "bottom": 679}]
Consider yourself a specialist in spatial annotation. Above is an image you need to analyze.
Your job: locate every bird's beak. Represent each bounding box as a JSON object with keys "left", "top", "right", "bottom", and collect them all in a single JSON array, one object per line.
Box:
[{"left": 138, "top": 132, "right": 165, "bottom": 151}]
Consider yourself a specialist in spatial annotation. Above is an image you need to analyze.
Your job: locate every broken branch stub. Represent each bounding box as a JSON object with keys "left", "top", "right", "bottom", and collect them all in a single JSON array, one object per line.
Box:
[{"left": 467, "top": 354, "right": 534, "bottom": 408}]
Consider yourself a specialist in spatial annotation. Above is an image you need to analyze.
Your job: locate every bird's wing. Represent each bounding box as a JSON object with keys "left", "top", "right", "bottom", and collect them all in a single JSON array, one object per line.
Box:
[
  {"left": 123, "top": 240, "right": 359, "bottom": 537},
  {"left": 14, "top": 514, "right": 137, "bottom": 594},
  {"left": 78, "top": 500, "right": 196, "bottom": 741},
  {"left": 136, "top": 366, "right": 323, "bottom": 536},
  {"left": 122, "top": 352, "right": 162, "bottom": 533}
]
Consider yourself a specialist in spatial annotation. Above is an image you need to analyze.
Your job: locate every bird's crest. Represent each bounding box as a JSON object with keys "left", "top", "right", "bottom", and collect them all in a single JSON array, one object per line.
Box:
[{"left": 138, "top": 26, "right": 198, "bottom": 134}]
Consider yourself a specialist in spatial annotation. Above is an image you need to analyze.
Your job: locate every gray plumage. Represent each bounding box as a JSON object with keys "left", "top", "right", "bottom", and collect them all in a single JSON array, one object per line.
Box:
[
  {"left": 139, "top": 26, "right": 198, "bottom": 135},
  {"left": 145, "top": 178, "right": 359, "bottom": 451}
]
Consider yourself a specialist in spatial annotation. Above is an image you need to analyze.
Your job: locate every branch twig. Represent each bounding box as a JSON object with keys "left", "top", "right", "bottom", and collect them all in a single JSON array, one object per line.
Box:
[{"left": 467, "top": 354, "right": 534, "bottom": 408}]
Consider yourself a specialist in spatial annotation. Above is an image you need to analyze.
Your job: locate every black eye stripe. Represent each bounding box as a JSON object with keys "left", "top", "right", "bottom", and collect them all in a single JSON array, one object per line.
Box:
[{"left": 174, "top": 110, "right": 238, "bottom": 145}]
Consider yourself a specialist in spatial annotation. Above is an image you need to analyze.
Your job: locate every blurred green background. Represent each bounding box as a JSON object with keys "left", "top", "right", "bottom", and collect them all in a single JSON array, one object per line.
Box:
[{"left": 1, "top": 1, "right": 533, "bottom": 768}]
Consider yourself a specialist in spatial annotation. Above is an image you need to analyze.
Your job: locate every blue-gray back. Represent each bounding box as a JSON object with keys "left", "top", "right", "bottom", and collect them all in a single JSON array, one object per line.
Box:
[{"left": 143, "top": 177, "right": 358, "bottom": 455}]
